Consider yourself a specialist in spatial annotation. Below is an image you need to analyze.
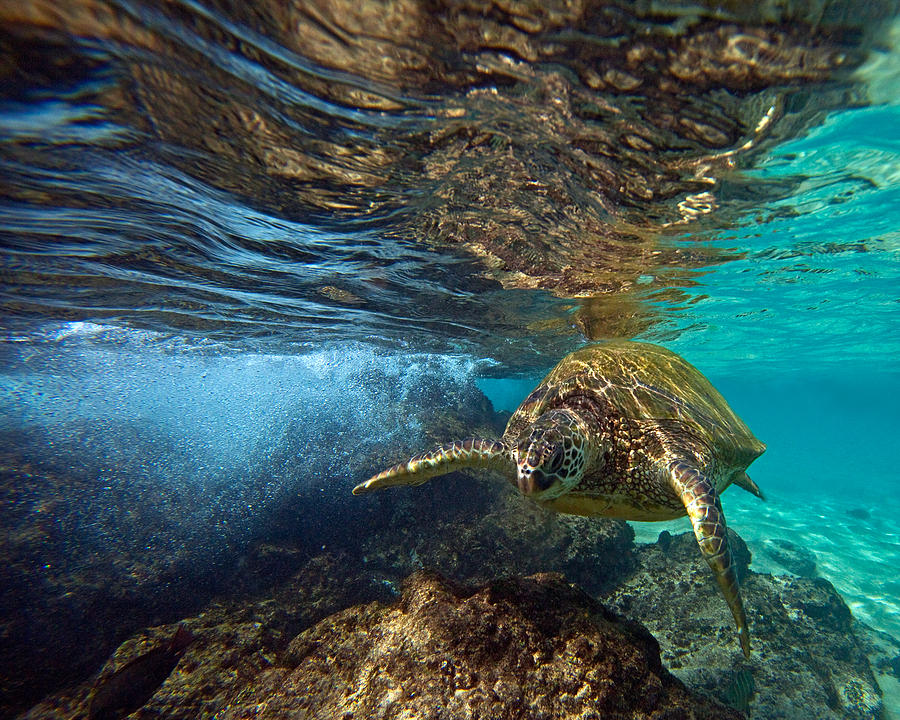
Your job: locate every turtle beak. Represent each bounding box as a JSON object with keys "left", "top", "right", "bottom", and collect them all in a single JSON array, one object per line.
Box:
[{"left": 516, "top": 467, "right": 551, "bottom": 496}]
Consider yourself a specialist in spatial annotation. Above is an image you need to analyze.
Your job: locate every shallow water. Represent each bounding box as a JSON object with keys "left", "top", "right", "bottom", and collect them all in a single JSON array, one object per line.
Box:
[{"left": 2, "top": 1, "right": 900, "bottom": 718}]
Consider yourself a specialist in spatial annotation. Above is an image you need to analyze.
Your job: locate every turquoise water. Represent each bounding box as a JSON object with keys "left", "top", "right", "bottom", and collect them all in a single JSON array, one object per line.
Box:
[{"left": 2, "top": 2, "right": 900, "bottom": 718}]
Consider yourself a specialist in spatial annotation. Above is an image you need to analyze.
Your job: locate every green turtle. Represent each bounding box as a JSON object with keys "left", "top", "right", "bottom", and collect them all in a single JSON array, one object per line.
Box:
[{"left": 353, "top": 340, "right": 765, "bottom": 657}]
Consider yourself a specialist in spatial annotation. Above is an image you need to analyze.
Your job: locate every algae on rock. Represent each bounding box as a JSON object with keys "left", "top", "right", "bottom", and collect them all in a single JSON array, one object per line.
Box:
[
  {"left": 218, "top": 571, "right": 743, "bottom": 720},
  {"left": 604, "top": 531, "right": 885, "bottom": 720}
]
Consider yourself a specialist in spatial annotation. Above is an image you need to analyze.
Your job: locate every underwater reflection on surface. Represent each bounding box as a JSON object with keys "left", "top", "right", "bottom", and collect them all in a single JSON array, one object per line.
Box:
[{"left": 2, "top": 0, "right": 896, "bottom": 368}]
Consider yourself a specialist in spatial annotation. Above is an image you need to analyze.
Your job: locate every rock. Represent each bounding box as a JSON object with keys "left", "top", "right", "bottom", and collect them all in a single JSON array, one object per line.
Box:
[
  {"left": 18, "top": 551, "right": 387, "bottom": 720},
  {"left": 218, "top": 571, "right": 743, "bottom": 720},
  {"left": 759, "top": 538, "right": 818, "bottom": 578},
  {"left": 360, "top": 473, "right": 636, "bottom": 596},
  {"left": 851, "top": 619, "right": 900, "bottom": 719},
  {"left": 20, "top": 567, "right": 742, "bottom": 720},
  {"left": 19, "top": 616, "right": 274, "bottom": 720},
  {"left": 603, "top": 531, "right": 884, "bottom": 719}
]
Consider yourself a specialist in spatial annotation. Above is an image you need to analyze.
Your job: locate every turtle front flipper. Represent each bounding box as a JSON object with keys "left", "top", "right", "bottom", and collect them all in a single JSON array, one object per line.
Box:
[
  {"left": 669, "top": 461, "right": 751, "bottom": 658},
  {"left": 353, "top": 438, "right": 514, "bottom": 495}
]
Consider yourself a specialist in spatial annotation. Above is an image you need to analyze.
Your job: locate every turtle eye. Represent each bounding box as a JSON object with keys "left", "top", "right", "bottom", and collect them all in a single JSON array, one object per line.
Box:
[{"left": 546, "top": 446, "right": 564, "bottom": 473}]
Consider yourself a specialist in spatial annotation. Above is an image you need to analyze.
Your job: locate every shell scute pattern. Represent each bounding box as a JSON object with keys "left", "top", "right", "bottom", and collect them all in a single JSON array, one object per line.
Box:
[{"left": 500, "top": 342, "right": 763, "bottom": 506}]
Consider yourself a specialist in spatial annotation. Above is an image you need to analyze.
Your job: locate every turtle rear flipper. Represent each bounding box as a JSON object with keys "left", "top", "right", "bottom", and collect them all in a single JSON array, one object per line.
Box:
[
  {"left": 669, "top": 461, "right": 751, "bottom": 658},
  {"left": 353, "top": 438, "right": 514, "bottom": 495},
  {"left": 734, "top": 471, "right": 766, "bottom": 501}
]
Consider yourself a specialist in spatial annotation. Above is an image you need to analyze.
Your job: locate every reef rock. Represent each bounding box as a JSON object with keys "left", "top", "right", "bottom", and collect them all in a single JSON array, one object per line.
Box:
[
  {"left": 21, "top": 567, "right": 742, "bottom": 720},
  {"left": 604, "top": 531, "right": 884, "bottom": 719},
  {"left": 359, "top": 473, "right": 636, "bottom": 596},
  {"left": 759, "top": 538, "right": 818, "bottom": 578},
  {"left": 218, "top": 570, "right": 742, "bottom": 720},
  {"left": 18, "top": 551, "right": 389, "bottom": 720}
]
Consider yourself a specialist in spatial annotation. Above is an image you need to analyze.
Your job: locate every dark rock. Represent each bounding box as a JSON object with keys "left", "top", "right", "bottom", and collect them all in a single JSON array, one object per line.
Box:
[
  {"left": 760, "top": 538, "right": 818, "bottom": 578},
  {"left": 219, "top": 571, "right": 743, "bottom": 720},
  {"left": 19, "top": 551, "right": 385, "bottom": 720},
  {"left": 603, "top": 532, "right": 884, "bottom": 719},
  {"left": 657, "top": 529, "right": 673, "bottom": 552},
  {"left": 360, "top": 473, "right": 636, "bottom": 597},
  {"left": 792, "top": 577, "right": 852, "bottom": 628}
]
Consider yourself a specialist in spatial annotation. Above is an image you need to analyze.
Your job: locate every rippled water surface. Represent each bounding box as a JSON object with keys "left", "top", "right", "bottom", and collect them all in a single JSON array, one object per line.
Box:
[
  {"left": 2, "top": 0, "right": 897, "bottom": 368},
  {"left": 2, "top": 1, "right": 900, "bottom": 717}
]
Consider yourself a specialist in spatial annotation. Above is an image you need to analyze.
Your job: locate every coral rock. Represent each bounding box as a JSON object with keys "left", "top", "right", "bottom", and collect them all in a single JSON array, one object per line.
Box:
[
  {"left": 219, "top": 571, "right": 742, "bottom": 720},
  {"left": 604, "top": 531, "right": 884, "bottom": 719},
  {"left": 759, "top": 538, "right": 818, "bottom": 578}
]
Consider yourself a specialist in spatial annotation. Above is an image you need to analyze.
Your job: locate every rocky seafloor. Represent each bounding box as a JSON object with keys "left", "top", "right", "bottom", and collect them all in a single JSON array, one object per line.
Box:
[
  {"left": 5, "top": 380, "right": 900, "bottom": 720},
  {"left": 12, "top": 473, "right": 900, "bottom": 720}
]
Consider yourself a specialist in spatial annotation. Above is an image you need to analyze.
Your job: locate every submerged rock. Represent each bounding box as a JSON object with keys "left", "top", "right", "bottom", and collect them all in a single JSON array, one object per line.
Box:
[
  {"left": 853, "top": 620, "right": 900, "bottom": 719},
  {"left": 21, "top": 567, "right": 741, "bottom": 720},
  {"left": 360, "top": 473, "right": 636, "bottom": 596},
  {"left": 604, "top": 531, "right": 884, "bottom": 719},
  {"left": 18, "top": 551, "right": 386, "bottom": 720},
  {"left": 21, "top": 532, "right": 895, "bottom": 720},
  {"left": 219, "top": 571, "right": 742, "bottom": 720},
  {"left": 759, "top": 538, "right": 818, "bottom": 578}
]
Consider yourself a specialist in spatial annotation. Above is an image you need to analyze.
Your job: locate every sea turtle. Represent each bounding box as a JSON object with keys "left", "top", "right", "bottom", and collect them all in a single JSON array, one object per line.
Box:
[{"left": 353, "top": 340, "right": 765, "bottom": 657}]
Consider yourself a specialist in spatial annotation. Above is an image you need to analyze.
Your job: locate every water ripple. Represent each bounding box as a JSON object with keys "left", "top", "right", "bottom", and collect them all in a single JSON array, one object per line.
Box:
[{"left": 1, "top": 0, "right": 898, "bottom": 369}]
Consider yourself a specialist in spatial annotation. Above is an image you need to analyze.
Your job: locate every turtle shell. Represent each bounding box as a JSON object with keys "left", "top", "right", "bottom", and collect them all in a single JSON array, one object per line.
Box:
[{"left": 503, "top": 340, "right": 765, "bottom": 470}]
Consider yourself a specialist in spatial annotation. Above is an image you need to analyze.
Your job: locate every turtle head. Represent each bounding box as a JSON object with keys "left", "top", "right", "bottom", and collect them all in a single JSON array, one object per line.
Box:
[{"left": 515, "top": 409, "right": 590, "bottom": 498}]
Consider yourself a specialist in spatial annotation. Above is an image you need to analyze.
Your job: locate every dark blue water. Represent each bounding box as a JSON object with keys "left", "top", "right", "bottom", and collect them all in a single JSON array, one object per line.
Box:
[{"left": 2, "top": 1, "right": 900, "bottom": 717}]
